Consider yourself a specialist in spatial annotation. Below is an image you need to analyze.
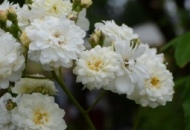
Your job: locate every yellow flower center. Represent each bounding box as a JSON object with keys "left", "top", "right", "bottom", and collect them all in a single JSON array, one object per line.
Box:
[
  {"left": 150, "top": 77, "right": 160, "bottom": 88},
  {"left": 88, "top": 59, "right": 103, "bottom": 71},
  {"left": 33, "top": 109, "right": 49, "bottom": 125}
]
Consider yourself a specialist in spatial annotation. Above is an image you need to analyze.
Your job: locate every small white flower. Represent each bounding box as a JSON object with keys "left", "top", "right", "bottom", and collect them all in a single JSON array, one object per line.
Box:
[
  {"left": 0, "top": 30, "right": 25, "bottom": 89},
  {"left": 31, "top": 0, "right": 72, "bottom": 17},
  {"left": 12, "top": 77, "right": 58, "bottom": 95},
  {"left": 73, "top": 45, "right": 121, "bottom": 90},
  {"left": 127, "top": 62, "right": 174, "bottom": 108},
  {"left": 12, "top": 93, "right": 67, "bottom": 130},
  {"left": 127, "top": 45, "right": 174, "bottom": 108},
  {"left": 0, "top": 93, "right": 17, "bottom": 130},
  {"left": 106, "top": 39, "right": 148, "bottom": 95},
  {"left": 14, "top": 4, "right": 45, "bottom": 30},
  {"left": 25, "top": 16, "right": 86, "bottom": 70},
  {"left": 95, "top": 20, "right": 138, "bottom": 46}
]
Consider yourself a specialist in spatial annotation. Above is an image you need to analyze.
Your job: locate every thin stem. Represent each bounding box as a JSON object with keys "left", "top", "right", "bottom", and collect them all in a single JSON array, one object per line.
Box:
[
  {"left": 22, "top": 48, "right": 28, "bottom": 78},
  {"left": 52, "top": 71, "right": 96, "bottom": 130},
  {"left": 133, "top": 106, "right": 142, "bottom": 130},
  {"left": 86, "top": 90, "right": 106, "bottom": 113}
]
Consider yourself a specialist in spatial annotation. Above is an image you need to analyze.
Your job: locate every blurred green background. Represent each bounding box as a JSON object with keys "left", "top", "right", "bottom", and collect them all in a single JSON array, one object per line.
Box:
[{"left": 7, "top": 0, "right": 190, "bottom": 130}]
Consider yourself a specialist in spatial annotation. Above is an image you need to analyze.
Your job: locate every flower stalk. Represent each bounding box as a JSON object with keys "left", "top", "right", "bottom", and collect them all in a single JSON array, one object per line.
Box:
[
  {"left": 52, "top": 71, "right": 96, "bottom": 130},
  {"left": 86, "top": 90, "right": 106, "bottom": 113}
]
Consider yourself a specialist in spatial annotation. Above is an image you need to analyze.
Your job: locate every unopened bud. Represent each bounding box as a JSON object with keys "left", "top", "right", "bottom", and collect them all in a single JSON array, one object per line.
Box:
[
  {"left": 20, "top": 31, "right": 31, "bottom": 47},
  {"left": 89, "top": 34, "right": 99, "bottom": 47},
  {"left": 94, "top": 30, "right": 104, "bottom": 40},
  {"left": 0, "top": 10, "right": 7, "bottom": 23},
  {"left": 6, "top": 100, "right": 16, "bottom": 111},
  {"left": 81, "top": 0, "right": 92, "bottom": 8},
  {"left": 94, "top": 30, "right": 104, "bottom": 46},
  {"left": 67, "top": 11, "right": 78, "bottom": 22},
  {"left": 7, "top": 7, "right": 18, "bottom": 24}
]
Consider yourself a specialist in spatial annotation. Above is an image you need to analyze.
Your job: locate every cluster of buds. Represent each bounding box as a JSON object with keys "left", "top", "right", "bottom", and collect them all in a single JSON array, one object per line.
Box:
[
  {"left": 72, "top": 0, "right": 92, "bottom": 12},
  {"left": 0, "top": 7, "right": 17, "bottom": 24},
  {"left": 0, "top": 7, "right": 20, "bottom": 38},
  {"left": 89, "top": 29, "right": 105, "bottom": 47},
  {"left": 6, "top": 7, "right": 17, "bottom": 24}
]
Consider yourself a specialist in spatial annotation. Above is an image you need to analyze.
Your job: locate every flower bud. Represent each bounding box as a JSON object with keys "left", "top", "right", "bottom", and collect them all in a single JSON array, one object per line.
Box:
[
  {"left": 6, "top": 100, "right": 16, "bottom": 111},
  {"left": 67, "top": 11, "right": 78, "bottom": 22},
  {"left": 6, "top": 7, "right": 18, "bottom": 24},
  {"left": 20, "top": 31, "right": 31, "bottom": 47},
  {"left": 0, "top": 10, "right": 7, "bottom": 23},
  {"left": 89, "top": 34, "right": 99, "bottom": 48},
  {"left": 81, "top": 0, "right": 92, "bottom": 8},
  {"left": 95, "top": 29, "right": 104, "bottom": 40}
]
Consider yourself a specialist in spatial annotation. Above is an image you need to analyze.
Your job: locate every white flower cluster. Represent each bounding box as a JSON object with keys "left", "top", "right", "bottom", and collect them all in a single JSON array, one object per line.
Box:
[
  {"left": 0, "top": 0, "right": 175, "bottom": 129},
  {"left": 0, "top": 75, "right": 66, "bottom": 130},
  {"left": 74, "top": 21, "right": 174, "bottom": 108},
  {"left": 0, "top": 92, "right": 66, "bottom": 130},
  {"left": 0, "top": 0, "right": 91, "bottom": 128}
]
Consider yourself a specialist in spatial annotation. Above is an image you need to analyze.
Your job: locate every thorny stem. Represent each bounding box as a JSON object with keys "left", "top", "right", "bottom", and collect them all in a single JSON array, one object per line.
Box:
[{"left": 52, "top": 70, "right": 96, "bottom": 130}]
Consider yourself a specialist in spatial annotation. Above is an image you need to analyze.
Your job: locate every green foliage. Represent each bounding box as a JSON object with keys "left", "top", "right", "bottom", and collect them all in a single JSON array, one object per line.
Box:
[
  {"left": 161, "top": 32, "right": 190, "bottom": 68},
  {"left": 161, "top": 32, "right": 190, "bottom": 130},
  {"left": 183, "top": 76, "right": 190, "bottom": 130}
]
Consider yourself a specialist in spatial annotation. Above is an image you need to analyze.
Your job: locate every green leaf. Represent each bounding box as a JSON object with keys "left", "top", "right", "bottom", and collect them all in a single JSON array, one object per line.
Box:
[
  {"left": 174, "top": 77, "right": 188, "bottom": 89},
  {"left": 182, "top": 76, "right": 190, "bottom": 130},
  {"left": 161, "top": 32, "right": 190, "bottom": 67},
  {"left": 175, "top": 37, "right": 190, "bottom": 67}
]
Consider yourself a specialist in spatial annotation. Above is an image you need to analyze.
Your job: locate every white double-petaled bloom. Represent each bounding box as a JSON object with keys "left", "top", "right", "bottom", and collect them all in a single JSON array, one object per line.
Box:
[
  {"left": 0, "top": 93, "right": 17, "bottom": 130},
  {"left": 12, "top": 93, "right": 67, "bottom": 130},
  {"left": 25, "top": 16, "right": 86, "bottom": 70},
  {"left": 0, "top": 30, "right": 25, "bottom": 89},
  {"left": 73, "top": 45, "right": 121, "bottom": 90},
  {"left": 127, "top": 44, "right": 174, "bottom": 108},
  {"left": 31, "top": 0, "right": 72, "bottom": 17},
  {"left": 14, "top": 0, "right": 90, "bottom": 31},
  {"left": 14, "top": 4, "right": 45, "bottom": 30},
  {"left": 14, "top": 0, "right": 72, "bottom": 30},
  {"left": 105, "top": 38, "right": 148, "bottom": 95},
  {"left": 95, "top": 20, "right": 138, "bottom": 46}
]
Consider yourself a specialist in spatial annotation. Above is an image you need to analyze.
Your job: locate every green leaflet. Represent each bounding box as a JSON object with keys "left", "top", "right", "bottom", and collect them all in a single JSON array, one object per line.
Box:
[
  {"left": 183, "top": 76, "right": 190, "bottom": 130},
  {"left": 160, "top": 32, "right": 190, "bottom": 68}
]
